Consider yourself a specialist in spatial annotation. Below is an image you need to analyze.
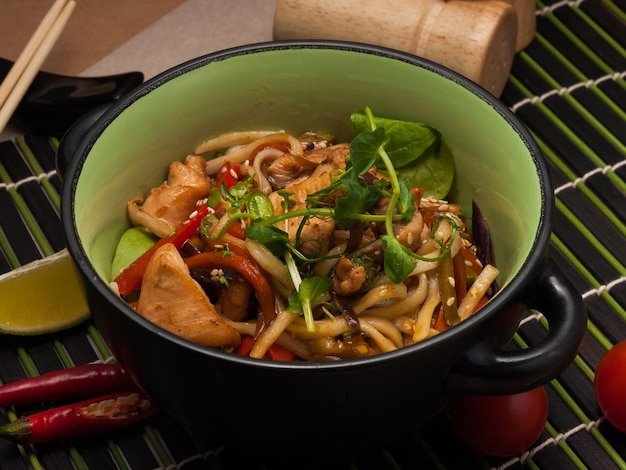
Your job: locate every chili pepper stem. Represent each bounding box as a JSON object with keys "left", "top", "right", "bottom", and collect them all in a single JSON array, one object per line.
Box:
[{"left": 0, "top": 417, "right": 32, "bottom": 444}]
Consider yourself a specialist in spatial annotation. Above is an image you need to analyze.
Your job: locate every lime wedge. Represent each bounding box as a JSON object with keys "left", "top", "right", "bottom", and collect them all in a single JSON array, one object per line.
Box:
[{"left": 0, "top": 249, "right": 90, "bottom": 335}]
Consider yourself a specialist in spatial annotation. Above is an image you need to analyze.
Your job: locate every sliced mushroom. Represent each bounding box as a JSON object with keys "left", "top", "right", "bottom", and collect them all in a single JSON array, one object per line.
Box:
[{"left": 265, "top": 153, "right": 317, "bottom": 190}]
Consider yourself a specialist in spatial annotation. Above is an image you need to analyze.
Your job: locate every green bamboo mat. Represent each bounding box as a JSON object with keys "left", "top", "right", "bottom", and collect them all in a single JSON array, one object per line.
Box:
[{"left": 1, "top": 0, "right": 625, "bottom": 468}]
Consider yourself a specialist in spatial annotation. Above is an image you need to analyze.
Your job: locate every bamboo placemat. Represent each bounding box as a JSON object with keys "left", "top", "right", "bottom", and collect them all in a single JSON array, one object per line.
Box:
[{"left": 1, "top": 0, "right": 625, "bottom": 468}]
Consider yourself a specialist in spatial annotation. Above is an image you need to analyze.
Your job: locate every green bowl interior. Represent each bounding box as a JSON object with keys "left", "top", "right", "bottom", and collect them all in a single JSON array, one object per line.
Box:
[{"left": 72, "top": 45, "right": 544, "bottom": 292}]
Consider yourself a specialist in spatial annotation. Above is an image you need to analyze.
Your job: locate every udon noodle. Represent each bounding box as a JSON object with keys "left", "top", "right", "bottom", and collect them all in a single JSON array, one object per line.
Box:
[{"left": 112, "top": 115, "right": 499, "bottom": 361}]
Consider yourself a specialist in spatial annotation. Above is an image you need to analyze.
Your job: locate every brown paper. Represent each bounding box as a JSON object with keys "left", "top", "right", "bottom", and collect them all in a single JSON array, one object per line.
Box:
[{"left": 0, "top": 0, "right": 187, "bottom": 76}]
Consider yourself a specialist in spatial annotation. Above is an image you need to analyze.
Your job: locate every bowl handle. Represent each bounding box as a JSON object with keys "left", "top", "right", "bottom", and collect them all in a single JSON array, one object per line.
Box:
[{"left": 444, "top": 258, "right": 587, "bottom": 395}]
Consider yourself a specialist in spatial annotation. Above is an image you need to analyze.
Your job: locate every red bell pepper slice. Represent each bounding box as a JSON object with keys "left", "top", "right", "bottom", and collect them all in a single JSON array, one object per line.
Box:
[
  {"left": 226, "top": 220, "right": 247, "bottom": 239},
  {"left": 235, "top": 335, "right": 297, "bottom": 361},
  {"left": 215, "top": 161, "right": 240, "bottom": 190}
]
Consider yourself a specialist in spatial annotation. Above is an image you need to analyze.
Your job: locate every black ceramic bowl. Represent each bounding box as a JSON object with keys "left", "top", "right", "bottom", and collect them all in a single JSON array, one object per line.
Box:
[{"left": 59, "top": 41, "right": 586, "bottom": 457}]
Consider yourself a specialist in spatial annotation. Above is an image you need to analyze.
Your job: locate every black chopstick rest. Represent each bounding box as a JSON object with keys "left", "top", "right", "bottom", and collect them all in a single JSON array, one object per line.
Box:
[{"left": 0, "top": 57, "right": 143, "bottom": 136}]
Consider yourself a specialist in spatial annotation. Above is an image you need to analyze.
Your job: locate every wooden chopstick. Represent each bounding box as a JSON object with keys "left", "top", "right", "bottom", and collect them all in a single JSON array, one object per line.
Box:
[{"left": 0, "top": 0, "right": 76, "bottom": 134}]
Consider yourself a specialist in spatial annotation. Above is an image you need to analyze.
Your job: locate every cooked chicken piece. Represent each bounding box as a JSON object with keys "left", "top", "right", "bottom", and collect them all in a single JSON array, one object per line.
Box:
[
  {"left": 285, "top": 215, "right": 336, "bottom": 258},
  {"left": 136, "top": 243, "right": 240, "bottom": 348},
  {"left": 130, "top": 155, "right": 211, "bottom": 237},
  {"left": 169, "top": 155, "right": 208, "bottom": 186},
  {"left": 269, "top": 163, "right": 337, "bottom": 209},
  {"left": 264, "top": 143, "right": 349, "bottom": 191},
  {"left": 269, "top": 164, "right": 338, "bottom": 257},
  {"left": 333, "top": 256, "right": 366, "bottom": 296}
]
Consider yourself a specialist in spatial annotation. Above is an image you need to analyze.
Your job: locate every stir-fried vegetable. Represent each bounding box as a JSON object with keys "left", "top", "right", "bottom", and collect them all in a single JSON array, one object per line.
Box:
[{"left": 111, "top": 108, "right": 500, "bottom": 361}]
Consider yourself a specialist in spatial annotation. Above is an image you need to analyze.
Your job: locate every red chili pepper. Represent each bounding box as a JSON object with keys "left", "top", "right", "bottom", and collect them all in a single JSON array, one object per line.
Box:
[
  {"left": 215, "top": 161, "right": 240, "bottom": 190},
  {"left": 184, "top": 251, "right": 276, "bottom": 328},
  {"left": 0, "top": 392, "right": 158, "bottom": 444},
  {"left": 114, "top": 203, "right": 210, "bottom": 296},
  {"left": 226, "top": 220, "right": 247, "bottom": 239},
  {"left": 235, "top": 335, "right": 298, "bottom": 361},
  {"left": 0, "top": 364, "right": 136, "bottom": 407}
]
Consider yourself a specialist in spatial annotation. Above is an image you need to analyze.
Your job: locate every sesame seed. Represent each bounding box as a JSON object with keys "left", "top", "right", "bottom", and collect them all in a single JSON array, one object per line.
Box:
[
  {"left": 446, "top": 297, "right": 455, "bottom": 307},
  {"left": 407, "top": 232, "right": 414, "bottom": 246},
  {"left": 464, "top": 260, "right": 472, "bottom": 267},
  {"left": 438, "top": 204, "right": 449, "bottom": 211},
  {"left": 210, "top": 269, "right": 219, "bottom": 277},
  {"left": 448, "top": 276, "right": 455, "bottom": 287},
  {"left": 189, "top": 210, "right": 198, "bottom": 219}
]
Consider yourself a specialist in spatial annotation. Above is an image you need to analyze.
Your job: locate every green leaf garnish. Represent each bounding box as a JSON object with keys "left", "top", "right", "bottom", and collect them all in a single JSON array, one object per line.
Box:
[
  {"left": 245, "top": 190, "right": 274, "bottom": 220},
  {"left": 245, "top": 224, "right": 291, "bottom": 257},
  {"left": 350, "top": 111, "right": 453, "bottom": 198},
  {"left": 380, "top": 235, "right": 416, "bottom": 283},
  {"left": 333, "top": 178, "right": 381, "bottom": 229},
  {"left": 347, "top": 127, "right": 386, "bottom": 178},
  {"left": 287, "top": 275, "right": 333, "bottom": 332},
  {"left": 350, "top": 112, "right": 440, "bottom": 169},
  {"left": 397, "top": 179, "right": 416, "bottom": 223}
]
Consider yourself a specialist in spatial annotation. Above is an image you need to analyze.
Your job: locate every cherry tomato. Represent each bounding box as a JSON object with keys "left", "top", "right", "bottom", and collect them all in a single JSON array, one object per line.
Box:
[
  {"left": 448, "top": 386, "right": 548, "bottom": 457},
  {"left": 594, "top": 341, "right": 626, "bottom": 433}
]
